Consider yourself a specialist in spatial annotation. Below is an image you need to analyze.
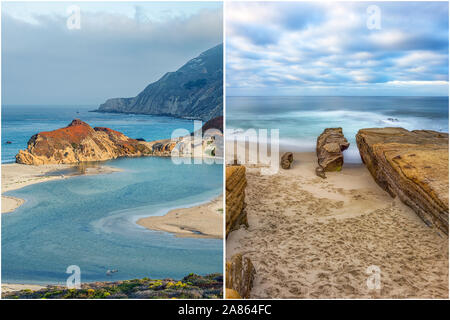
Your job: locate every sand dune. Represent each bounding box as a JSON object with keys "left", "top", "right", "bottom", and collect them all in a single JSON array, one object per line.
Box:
[{"left": 227, "top": 152, "right": 448, "bottom": 298}]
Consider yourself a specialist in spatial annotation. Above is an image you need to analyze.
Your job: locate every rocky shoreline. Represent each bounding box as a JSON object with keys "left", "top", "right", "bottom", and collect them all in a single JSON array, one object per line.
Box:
[
  {"left": 15, "top": 118, "right": 222, "bottom": 165},
  {"left": 226, "top": 126, "right": 448, "bottom": 298}
]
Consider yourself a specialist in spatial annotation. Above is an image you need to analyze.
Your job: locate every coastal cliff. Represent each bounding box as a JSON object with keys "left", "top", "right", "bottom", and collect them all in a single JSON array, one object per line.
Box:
[
  {"left": 356, "top": 127, "right": 449, "bottom": 235},
  {"left": 96, "top": 44, "right": 223, "bottom": 121},
  {"left": 16, "top": 118, "right": 223, "bottom": 165},
  {"left": 16, "top": 119, "right": 152, "bottom": 165},
  {"left": 226, "top": 165, "right": 248, "bottom": 237}
]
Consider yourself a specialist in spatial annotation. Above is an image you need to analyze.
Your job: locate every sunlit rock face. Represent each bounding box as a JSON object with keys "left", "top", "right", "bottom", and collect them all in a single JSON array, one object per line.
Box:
[
  {"left": 16, "top": 119, "right": 152, "bottom": 165},
  {"left": 356, "top": 127, "right": 449, "bottom": 236}
]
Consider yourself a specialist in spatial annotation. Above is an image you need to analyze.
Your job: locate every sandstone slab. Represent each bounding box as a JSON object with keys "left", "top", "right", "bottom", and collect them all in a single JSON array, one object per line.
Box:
[
  {"left": 226, "top": 165, "right": 247, "bottom": 237},
  {"left": 356, "top": 127, "right": 449, "bottom": 235}
]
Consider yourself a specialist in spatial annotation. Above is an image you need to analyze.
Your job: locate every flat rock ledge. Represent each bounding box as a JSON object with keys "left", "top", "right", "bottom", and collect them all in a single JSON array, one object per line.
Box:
[{"left": 356, "top": 127, "right": 449, "bottom": 236}]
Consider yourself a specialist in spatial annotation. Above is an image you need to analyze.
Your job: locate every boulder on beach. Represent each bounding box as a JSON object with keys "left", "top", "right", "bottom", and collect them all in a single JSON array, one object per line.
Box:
[
  {"left": 316, "top": 128, "right": 350, "bottom": 172},
  {"left": 356, "top": 127, "right": 449, "bottom": 235},
  {"left": 281, "top": 152, "right": 294, "bottom": 169}
]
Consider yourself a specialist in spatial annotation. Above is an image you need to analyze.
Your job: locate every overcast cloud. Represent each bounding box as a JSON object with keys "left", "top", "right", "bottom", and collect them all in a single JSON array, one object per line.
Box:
[
  {"left": 226, "top": 1, "right": 448, "bottom": 96},
  {"left": 2, "top": 2, "right": 222, "bottom": 105}
]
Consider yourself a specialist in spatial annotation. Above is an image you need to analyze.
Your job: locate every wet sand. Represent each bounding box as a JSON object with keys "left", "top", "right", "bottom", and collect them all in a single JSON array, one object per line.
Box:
[
  {"left": 1, "top": 163, "right": 121, "bottom": 213},
  {"left": 227, "top": 152, "right": 448, "bottom": 298},
  {"left": 137, "top": 195, "right": 223, "bottom": 239}
]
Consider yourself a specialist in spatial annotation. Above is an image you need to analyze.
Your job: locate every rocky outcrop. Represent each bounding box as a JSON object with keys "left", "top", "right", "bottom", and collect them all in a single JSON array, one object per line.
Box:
[
  {"left": 226, "top": 165, "right": 247, "bottom": 237},
  {"left": 225, "top": 253, "right": 256, "bottom": 299},
  {"left": 316, "top": 128, "right": 350, "bottom": 172},
  {"left": 16, "top": 117, "right": 223, "bottom": 165},
  {"left": 281, "top": 152, "right": 293, "bottom": 169},
  {"left": 201, "top": 116, "right": 223, "bottom": 134},
  {"left": 151, "top": 116, "right": 223, "bottom": 159},
  {"left": 16, "top": 119, "right": 152, "bottom": 165},
  {"left": 96, "top": 44, "right": 223, "bottom": 122},
  {"left": 356, "top": 127, "right": 449, "bottom": 235}
]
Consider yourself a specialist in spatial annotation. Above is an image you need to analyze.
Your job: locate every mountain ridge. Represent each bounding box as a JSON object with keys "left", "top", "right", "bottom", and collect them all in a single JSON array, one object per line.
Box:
[{"left": 95, "top": 44, "right": 223, "bottom": 121}]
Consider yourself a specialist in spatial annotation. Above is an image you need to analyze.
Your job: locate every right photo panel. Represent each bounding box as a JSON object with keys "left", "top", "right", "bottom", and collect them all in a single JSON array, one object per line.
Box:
[{"left": 225, "top": 1, "right": 449, "bottom": 299}]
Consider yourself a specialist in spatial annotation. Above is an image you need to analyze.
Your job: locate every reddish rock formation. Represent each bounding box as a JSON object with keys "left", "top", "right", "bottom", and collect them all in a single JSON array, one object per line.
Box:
[
  {"left": 16, "top": 118, "right": 223, "bottom": 165},
  {"left": 226, "top": 253, "right": 256, "bottom": 299},
  {"left": 226, "top": 165, "right": 247, "bottom": 237},
  {"left": 16, "top": 119, "right": 152, "bottom": 165},
  {"left": 316, "top": 128, "right": 350, "bottom": 172},
  {"left": 356, "top": 127, "right": 449, "bottom": 235}
]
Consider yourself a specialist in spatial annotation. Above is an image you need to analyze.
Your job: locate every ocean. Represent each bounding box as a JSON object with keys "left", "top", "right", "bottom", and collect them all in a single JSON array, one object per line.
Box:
[
  {"left": 1, "top": 105, "right": 199, "bottom": 164},
  {"left": 1, "top": 105, "right": 223, "bottom": 284},
  {"left": 226, "top": 96, "right": 449, "bottom": 163}
]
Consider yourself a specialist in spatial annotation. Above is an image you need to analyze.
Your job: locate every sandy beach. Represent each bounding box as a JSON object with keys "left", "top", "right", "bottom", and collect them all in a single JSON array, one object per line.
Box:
[
  {"left": 1, "top": 163, "right": 121, "bottom": 213},
  {"left": 137, "top": 195, "right": 223, "bottom": 239},
  {"left": 1, "top": 283, "right": 47, "bottom": 294},
  {"left": 227, "top": 151, "right": 448, "bottom": 298}
]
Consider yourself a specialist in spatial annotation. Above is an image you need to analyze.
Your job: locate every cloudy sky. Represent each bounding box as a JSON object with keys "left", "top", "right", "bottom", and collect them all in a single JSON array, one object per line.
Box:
[
  {"left": 2, "top": 1, "right": 222, "bottom": 105},
  {"left": 226, "top": 1, "right": 449, "bottom": 96}
]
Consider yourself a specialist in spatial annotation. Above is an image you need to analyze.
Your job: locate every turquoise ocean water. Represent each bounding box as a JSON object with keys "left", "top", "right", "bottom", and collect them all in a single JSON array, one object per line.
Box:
[
  {"left": 226, "top": 96, "right": 449, "bottom": 163},
  {"left": 1, "top": 105, "right": 223, "bottom": 284}
]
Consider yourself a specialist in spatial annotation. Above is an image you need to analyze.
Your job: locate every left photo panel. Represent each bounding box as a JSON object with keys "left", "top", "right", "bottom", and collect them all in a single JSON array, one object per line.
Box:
[{"left": 1, "top": 1, "right": 224, "bottom": 299}]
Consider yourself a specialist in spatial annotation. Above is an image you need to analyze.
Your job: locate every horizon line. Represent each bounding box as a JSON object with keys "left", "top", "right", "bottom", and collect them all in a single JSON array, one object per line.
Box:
[{"left": 3, "top": 95, "right": 449, "bottom": 106}]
